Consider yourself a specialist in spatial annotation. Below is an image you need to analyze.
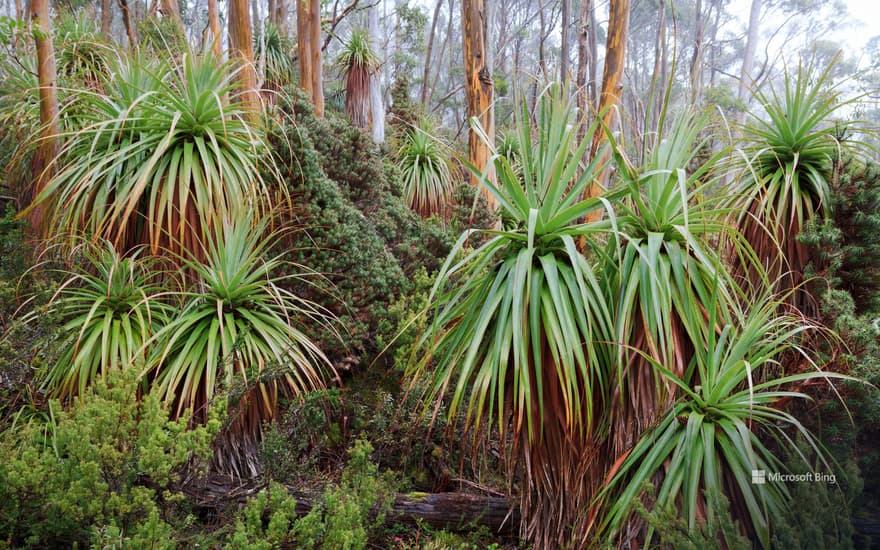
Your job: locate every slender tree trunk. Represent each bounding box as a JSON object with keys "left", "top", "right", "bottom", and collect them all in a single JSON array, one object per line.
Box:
[
  {"left": 584, "top": 0, "right": 629, "bottom": 219},
  {"left": 427, "top": 0, "right": 454, "bottom": 109},
  {"left": 739, "top": 0, "right": 761, "bottom": 104},
  {"left": 229, "top": 0, "right": 260, "bottom": 117},
  {"left": 369, "top": 2, "right": 384, "bottom": 143},
  {"left": 537, "top": 0, "right": 547, "bottom": 79},
  {"left": 308, "top": 0, "right": 322, "bottom": 116},
  {"left": 275, "top": 0, "right": 286, "bottom": 34},
  {"left": 15, "top": 0, "right": 23, "bottom": 20},
  {"left": 462, "top": 0, "right": 496, "bottom": 209},
  {"left": 118, "top": 0, "right": 137, "bottom": 47},
  {"left": 576, "top": 0, "right": 592, "bottom": 127},
  {"left": 207, "top": 0, "right": 222, "bottom": 57},
  {"left": 29, "top": 0, "right": 59, "bottom": 230},
  {"left": 560, "top": 0, "right": 570, "bottom": 83},
  {"left": 251, "top": 0, "right": 260, "bottom": 39},
  {"left": 421, "top": 0, "right": 443, "bottom": 105},
  {"left": 649, "top": 0, "right": 666, "bottom": 133},
  {"left": 101, "top": 0, "right": 111, "bottom": 37},
  {"left": 690, "top": 0, "right": 703, "bottom": 105},
  {"left": 297, "top": 0, "right": 323, "bottom": 116},
  {"left": 267, "top": 0, "right": 276, "bottom": 25}
]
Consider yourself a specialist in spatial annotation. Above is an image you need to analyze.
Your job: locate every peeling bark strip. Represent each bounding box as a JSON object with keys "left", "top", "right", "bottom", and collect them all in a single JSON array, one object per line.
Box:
[{"left": 462, "top": 0, "right": 497, "bottom": 210}]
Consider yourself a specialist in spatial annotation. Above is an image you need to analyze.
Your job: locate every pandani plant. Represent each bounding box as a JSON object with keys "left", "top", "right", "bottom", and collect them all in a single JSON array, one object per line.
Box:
[
  {"left": 335, "top": 28, "right": 379, "bottom": 130},
  {"left": 27, "top": 51, "right": 273, "bottom": 260},
  {"left": 734, "top": 57, "right": 856, "bottom": 317},
  {"left": 397, "top": 118, "right": 455, "bottom": 217},
  {"left": 409, "top": 84, "right": 854, "bottom": 549},
  {"left": 408, "top": 85, "right": 617, "bottom": 548}
]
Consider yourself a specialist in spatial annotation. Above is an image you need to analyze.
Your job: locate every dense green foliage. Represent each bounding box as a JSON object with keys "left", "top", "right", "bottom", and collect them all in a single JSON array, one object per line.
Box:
[{"left": 0, "top": 368, "right": 220, "bottom": 548}]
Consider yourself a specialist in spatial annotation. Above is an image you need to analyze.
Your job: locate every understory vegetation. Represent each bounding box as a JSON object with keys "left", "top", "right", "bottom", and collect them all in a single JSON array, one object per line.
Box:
[{"left": 1, "top": 8, "right": 879, "bottom": 550}]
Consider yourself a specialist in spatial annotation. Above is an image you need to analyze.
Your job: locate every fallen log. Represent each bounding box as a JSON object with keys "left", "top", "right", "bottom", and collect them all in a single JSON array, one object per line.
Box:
[
  {"left": 388, "top": 492, "right": 519, "bottom": 535},
  {"left": 183, "top": 476, "right": 520, "bottom": 536}
]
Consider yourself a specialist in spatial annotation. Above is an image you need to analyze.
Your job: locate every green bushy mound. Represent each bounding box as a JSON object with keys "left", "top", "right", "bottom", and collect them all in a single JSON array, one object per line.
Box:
[
  {"left": 268, "top": 88, "right": 452, "bottom": 365},
  {"left": 0, "top": 368, "right": 219, "bottom": 548}
]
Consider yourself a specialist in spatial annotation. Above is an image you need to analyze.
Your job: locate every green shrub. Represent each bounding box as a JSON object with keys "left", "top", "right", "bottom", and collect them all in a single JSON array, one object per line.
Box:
[
  {"left": 0, "top": 367, "right": 220, "bottom": 547},
  {"left": 228, "top": 440, "right": 397, "bottom": 549},
  {"left": 269, "top": 91, "right": 452, "bottom": 364}
]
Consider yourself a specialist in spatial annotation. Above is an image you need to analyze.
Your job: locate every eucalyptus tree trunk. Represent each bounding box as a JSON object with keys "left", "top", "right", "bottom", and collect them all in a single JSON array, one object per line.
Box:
[
  {"left": 229, "top": 0, "right": 260, "bottom": 117},
  {"left": 369, "top": 2, "right": 384, "bottom": 143},
  {"left": 739, "top": 0, "right": 762, "bottom": 104},
  {"left": 297, "top": 0, "right": 323, "bottom": 116},
  {"left": 101, "top": 0, "right": 111, "bottom": 37},
  {"left": 584, "top": 0, "right": 629, "bottom": 221},
  {"left": 649, "top": 0, "right": 667, "bottom": 135},
  {"left": 118, "top": 0, "right": 137, "bottom": 47},
  {"left": 207, "top": 0, "right": 222, "bottom": 56},
  {"left": 275, "top": 0, "right": 286, "bottom": 34},
  {"left": 420, "top": 0, "right": 443, "bottom": 105},
  {"left": 560, "top": 0, "right": 570, "bottom": 83},
  {"left": 690, "top": 0, "right": 704, "bottom": 105},
  {"left": 29, "top": 0, "right": 59, "bottom": 229},
  {"left": 462, "top": 0, "right": 496, "bottom": 208},
  {"left": 575, "top": 0, "right": 597, "bottom": 128}
]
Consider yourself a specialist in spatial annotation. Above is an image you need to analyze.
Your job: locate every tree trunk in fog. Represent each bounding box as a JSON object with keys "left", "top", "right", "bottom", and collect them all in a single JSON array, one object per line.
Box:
[
  {"left": 118, "top": 0, "right": 137, "bottom": 47},
  {"left": 229, "top": 0, "right": 260, "bottom": 117},
  {"left": 421, "top": 0, "right": 443, "bottom": 105},
  {"left": 207, "top": 0, "right": 222, "bottom": 56},
  {"left": 101, "top": 0, "right": 111, "bottom": 37},
  {"left": 29, "top": 0, "right": 59, "bottom": 230},
  {"left": 297, "top": 0, "right": 323, "bottom": 117},
  {"left": 369, "top": 2, "right": 384, "bottom": 143},
  {"left": 690, "top": 0, "right": 703, "bottom": 105},
  {"left": 739, "top": 0, "right": 762, "bottom": 104},
  {"left": 462, "top": 0, "right": 496, "bottom": 209},
  {"left": 560, "top": 0, "right": 570, "bottom": 83},
  {"left": 584, "top": 0, "right": 629, "bottom": 221}
]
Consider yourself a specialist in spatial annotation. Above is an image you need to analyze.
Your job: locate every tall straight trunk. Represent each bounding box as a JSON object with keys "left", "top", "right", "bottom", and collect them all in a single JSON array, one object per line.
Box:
[
  {"left": 229, "top": 0, "right": 260, "bottom": 117},
  {"left": 297, "top": 0, "right": 323, "bottom": 116},
  {"left": 739, "top": 0, "right": 761, "bottom": 103},
  {"left": 369, "top": 2, "right": 384, "bottom": 143},
  {"left": 29, "top": 0, "right": 59, "bottom": 230},
  {"left": 649, "top": 0, "right": 666, "bottom": 133},
  {"left": 15, "top": 0, "right": 23, "bottom": 19},
  {"left": 690, "top": 0, "right": 703, "bottom": 105},
  {"left": 462, "top": 0, "right": 496, "bottom": 209},
  {"left": 560, "top": 0, "right": 570, "bottom": 83},
  {"left": 267, "top": 0, "right": 276, "bottom": 25},
  {"left": 584, "top": 0, "right": 629, "bottom": 219},
  {"left": 207, "top": 0, "right": 222, "bottom": 56},
  {"left": 537, "top": 0, "right": 547, "bottom": 79},
  {"left": 421, "top": 0, "right": 443, "bottom": 105},
  {"left": 118, "top": 0, "right": 137, "bottom": 47},
  {"left": 251, "top": 0, "right": 260, "bottom": 39},
  {"left": 308, "top": 0, "right": 322, "bottom": 116},
  {"left": 427, "top": 0, "right": 454, "bottom": 109},
  {"left": 101, "top": 0, "right": 112, "bottom": 37},
  {"left": 275, "top": 0, "right": 286, "bottom": 34},
  {"left": 575, "top": 0, "right": 595, "bottom": 146}
]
